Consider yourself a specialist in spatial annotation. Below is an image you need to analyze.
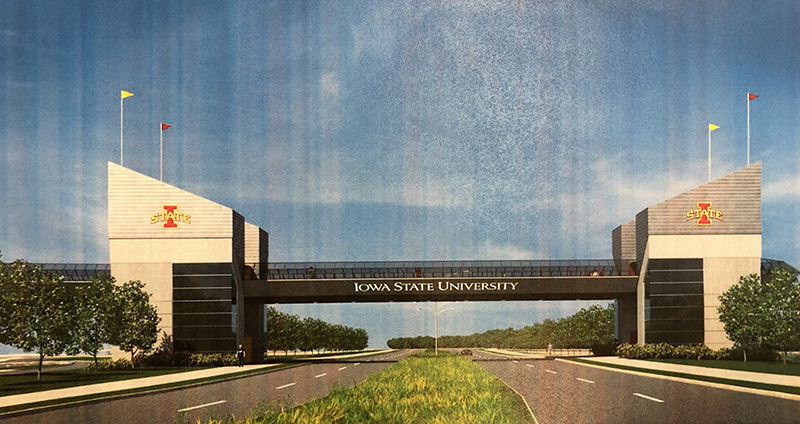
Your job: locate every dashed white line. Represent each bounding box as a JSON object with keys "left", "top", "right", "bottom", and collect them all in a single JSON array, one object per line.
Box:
[
  {"left": 633, "top": 393, "right": 664, "bottom": 403},
  {"left": 525, "top": 364, "right": 535, "bottom": 368},
  {"left": 545, "top": 370, "right": 558, "bottom": 374},
  {"left": 314, "top": 373, "right": 328, "bottom": 378},
  {"left": 338, "top": 366, "right": 347, "bottom": 371},
  {"left": 276, "top": 383, "right": 297, "bottom": 390},
  {"left": 177, "top": 400, "right": 227, "bottom": 412},
  {"left": 576, "top": 378, "right": 595, "bottom": 384}
]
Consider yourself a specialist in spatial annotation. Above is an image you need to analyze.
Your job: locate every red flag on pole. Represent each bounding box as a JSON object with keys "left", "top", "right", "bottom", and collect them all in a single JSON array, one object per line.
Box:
[
  {"left": 161, "top": 123, "right": 171, "bottom": 130},
  {"left": 748, "top": 93, "right": 758, "bottom": 101}
]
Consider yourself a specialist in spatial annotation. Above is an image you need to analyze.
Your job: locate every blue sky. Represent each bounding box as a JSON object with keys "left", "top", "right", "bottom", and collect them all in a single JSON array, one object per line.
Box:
[{"left": 2, "top": 1, "right": 799, "bottom": 348}]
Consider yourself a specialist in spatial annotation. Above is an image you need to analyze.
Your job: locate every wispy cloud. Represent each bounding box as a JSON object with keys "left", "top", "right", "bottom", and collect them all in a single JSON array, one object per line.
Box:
[
  {"left": 763, "top": 174, "right": 800, "bottom": 202},
  {"left": 479, "top": 240, "right": 543, "bottom": 260}
]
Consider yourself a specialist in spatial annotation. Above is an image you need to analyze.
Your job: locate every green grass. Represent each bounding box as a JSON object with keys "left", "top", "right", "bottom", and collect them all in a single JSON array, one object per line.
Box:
[
  {"left": 0, "top": 366, "right": 199, "bottom": 397},
  {"left": 646, "top": 358, "right": 800, "bottom": 376},
  {"left": 224, "top": 354, "right": 534, "bottom": 424}
]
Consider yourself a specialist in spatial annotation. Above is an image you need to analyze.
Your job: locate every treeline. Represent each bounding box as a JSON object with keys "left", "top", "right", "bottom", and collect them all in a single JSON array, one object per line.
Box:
[
  {"left": 265, "top": 307, "right": 368, "bottom": 355},
  {"left": 387, "top": 303, "right": 615, "bottom": 352},
  {"left": 0, "top": 253, "right": 160, "bottom": 378}
]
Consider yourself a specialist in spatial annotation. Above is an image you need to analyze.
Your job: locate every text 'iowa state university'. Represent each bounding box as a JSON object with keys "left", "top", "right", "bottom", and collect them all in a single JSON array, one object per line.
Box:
[{"left": 353, "top": 281, "right": 519, "bottom": 293}]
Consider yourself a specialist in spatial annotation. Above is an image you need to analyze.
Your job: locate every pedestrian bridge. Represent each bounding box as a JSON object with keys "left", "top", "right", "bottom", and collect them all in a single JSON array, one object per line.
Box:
[{"left": 243, "top": 259, "right": 638, "bottom": 304}]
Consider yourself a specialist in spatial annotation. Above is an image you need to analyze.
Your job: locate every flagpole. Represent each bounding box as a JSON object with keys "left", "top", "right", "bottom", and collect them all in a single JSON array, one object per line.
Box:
[
  {"left": 160, "top": 123, "right": 164, "bottom": 181},
  {"left": 708, "top": 125, "right": 712, "bottom": 182},
  {"left": 708, "top": 123, "right": 719, "bottom": 181},
  {"left": 120, "top": 91, "right": 134, "bottom": 166},
  {"left": 120, "top": 95, "right": 124, "bottom": 166},
  {"left": 747, "top": 92, "right": 751, "bottom": 165}
]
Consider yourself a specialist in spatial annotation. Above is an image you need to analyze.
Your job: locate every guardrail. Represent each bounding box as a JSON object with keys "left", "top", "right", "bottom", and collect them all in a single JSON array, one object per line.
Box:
[{"left": 522, "top": 348, "right": 592, "bottom": 357}]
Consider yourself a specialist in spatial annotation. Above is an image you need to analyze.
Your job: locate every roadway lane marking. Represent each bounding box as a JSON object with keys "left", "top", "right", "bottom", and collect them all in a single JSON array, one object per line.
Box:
[
  {"left": 276, "top": 383, "right": 297, "bottom": 390},
  {"left": 576, "top": 378, "right": 595, "bottom": 384},
  {"left": 338, "top": 366, "right": 347, "bottom": 370},
  {"left": 354, "top": 362, "right": 361, "bottom": 366},
  {"left": 177, "top": 400, "right": 227, "bottom": 413},
  {"left": 525, "top": 364, "right": 535, "bottom": 368},
  {"left": 315, "top": 373, "right": 328, "bottom": 378},
  {"left": 513, "top": 360, "right": 519, "bottom": 363},
  {"left": 633, "top": 393, "right": 665, "bottom": 403},
  {"left": 545, "top": 370, "right": 558, "bottom": 374}
]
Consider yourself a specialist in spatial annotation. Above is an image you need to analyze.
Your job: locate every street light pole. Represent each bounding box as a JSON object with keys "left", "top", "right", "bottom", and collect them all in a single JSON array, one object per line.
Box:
[{"left": 435, "top": 302, "right": 439, "bottom": 355}]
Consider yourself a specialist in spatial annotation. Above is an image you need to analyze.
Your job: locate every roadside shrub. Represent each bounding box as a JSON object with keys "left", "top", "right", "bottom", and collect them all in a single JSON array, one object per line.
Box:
[
  {"left": 615, "top": 343, "right": 756, "bottom": 361},
  {"left": 590, "top": 342, "right": 617, "bottom": 356},
  {"left": 716, "top": 347, "right": 734, "bottom": 361},
  {"left": 730, "top": 346, "right": 780, "bottom": 362},
  {"left": 136, "top": 350, "right": 238, "bottom": 367},
  {"left": 139, "top": 350, "right": 193, "bottom": 367},
  {"left": 85, "top": 358, "right": 133, "bottom": 372},
  {"left": 190, "top": 353, "right": 223, "bottom": 367}
]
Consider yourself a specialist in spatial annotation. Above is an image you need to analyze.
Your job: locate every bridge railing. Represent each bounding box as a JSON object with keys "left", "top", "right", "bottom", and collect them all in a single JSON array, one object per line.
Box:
[{"left": 261, "top": 260, "right": 623, "bottom": 280}]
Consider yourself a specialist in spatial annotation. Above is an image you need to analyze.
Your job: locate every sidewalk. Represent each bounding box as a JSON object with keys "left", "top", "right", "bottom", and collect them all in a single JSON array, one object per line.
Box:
[
  {"left": 483, "top": 348, "right": 546, "bottom": 359},
  {"left": 578, "top": 356, "right": 800, "bottom": 389},
  {"left": 0, "top": 364, "right": 277, "bottom": 411},
  {"left": 1, "top": 349, "right": 394, "bottom": 412}
]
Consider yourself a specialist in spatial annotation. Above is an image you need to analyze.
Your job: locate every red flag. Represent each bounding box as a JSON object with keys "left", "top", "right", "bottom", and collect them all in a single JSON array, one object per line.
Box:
[
  {"left": 748, "top": 93, "right": 758, "bottom": 101},
  {"left": 161, "top": 123, "right": 171, "bottom": 130}
]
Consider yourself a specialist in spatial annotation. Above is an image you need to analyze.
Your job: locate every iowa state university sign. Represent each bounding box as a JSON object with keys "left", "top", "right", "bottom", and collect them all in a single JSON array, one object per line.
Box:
[{"left": 353, "top": 281, "right": 519, "bottom": 293}]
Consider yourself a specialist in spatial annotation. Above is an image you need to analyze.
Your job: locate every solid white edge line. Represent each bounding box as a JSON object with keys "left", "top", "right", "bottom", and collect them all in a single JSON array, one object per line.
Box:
[
  {"left": 497, "top": 377, "right": 539, "bottom": 424},
  {"left": 314, "top": 373, "right": 328, "bottom": 378},
  {"left": 633, "top": 393, "right": 665, "bottom": 403},
  {"left": 560, "top": 358, "right": 800, "bottom": 402},
  {"left": 276, "top": 383, "right": 297, "bottom": 390},
  {"left": 177, "top": 400, "right": 227, "bottom": 413},
  {"left": 576, "top": 378, "right": 595, "bottom": 384}
]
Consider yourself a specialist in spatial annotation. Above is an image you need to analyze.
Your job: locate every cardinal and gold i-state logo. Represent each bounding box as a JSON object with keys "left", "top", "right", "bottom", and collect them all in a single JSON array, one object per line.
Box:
[
  {"left": 686, "top": 202, "right": 722, "bottom": 225},
  {"left": 151, "top": 205, "right": 191, "bottom": 228}
]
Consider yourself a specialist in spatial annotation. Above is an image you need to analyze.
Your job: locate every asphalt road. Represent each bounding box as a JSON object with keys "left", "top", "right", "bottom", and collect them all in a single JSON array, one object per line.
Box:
[
  {"left": 2, "top": 350, "right": 417, "bottom": 424},
  {"left": 473, "top": 350, "right": 800, "bottom": 424}
]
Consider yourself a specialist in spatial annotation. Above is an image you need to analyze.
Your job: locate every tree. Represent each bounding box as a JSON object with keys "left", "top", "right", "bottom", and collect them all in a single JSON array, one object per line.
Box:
[
  {"left": 566, "top": 304, "right": 616, "bottom": 349},
  {"left": 760, "top": 268, "right": 800, "bottom": 362},
  {"left": 718, "top": 274, "right": 765, "bottom": 362},
  {"left": 68, "top": 275, "right": 117, "bottom": 364},
  {"left": 265, "top": 306, "right": 284, "bottom": 355},
  {"left": 110, "top": 280, "right": 160, "bottom": 367},
  {"left": 718, "top": 269, "right": 800, "bottom": 362},
  {"left": 2, "top": 260, "right": 73, "bottom": 379},
  {"left": 0, "top": 251, "right": 15, "bottom": 344}
]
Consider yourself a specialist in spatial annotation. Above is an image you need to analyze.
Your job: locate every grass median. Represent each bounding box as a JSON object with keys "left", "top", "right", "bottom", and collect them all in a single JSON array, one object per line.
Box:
[{"left": 219, "top": 351, "right": 535, "bottom": 424}]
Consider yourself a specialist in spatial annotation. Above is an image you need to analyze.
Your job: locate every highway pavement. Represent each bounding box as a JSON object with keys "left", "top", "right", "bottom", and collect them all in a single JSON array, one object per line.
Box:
[
  {"left": 474, "top": 350, "right": 800, "bottom": 424},
  {"left": 1, "top": 350, "right": 416, "bottom": 424},
  {"left": 6, "top": 349, "right": 800, "bottom": 423}
]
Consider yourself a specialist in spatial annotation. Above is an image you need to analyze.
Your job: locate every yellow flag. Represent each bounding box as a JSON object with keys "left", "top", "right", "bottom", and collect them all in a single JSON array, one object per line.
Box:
[
  {"left": 121, "top": 90, "right": 134, "bottom": 99},
  {"left": 709, "top": 123, "right": 719, "bottom": 131}
]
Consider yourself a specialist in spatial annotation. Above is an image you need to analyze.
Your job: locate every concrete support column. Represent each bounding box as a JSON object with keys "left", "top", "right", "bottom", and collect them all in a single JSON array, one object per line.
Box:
[
  {"left": 615, "top": 297, "right": 638, "bottom": 344},
  {"left": 244, "top": 304, "right": 265, "bottom": 363}
]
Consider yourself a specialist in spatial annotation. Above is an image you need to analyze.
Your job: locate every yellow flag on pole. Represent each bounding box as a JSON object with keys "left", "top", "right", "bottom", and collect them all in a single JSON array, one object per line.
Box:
[
  {"left": 709, "top": 123, "right": 719, "bottom": 131},
  {"left": 121, "top": 90, "right": 134, "bottom": 99}
]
